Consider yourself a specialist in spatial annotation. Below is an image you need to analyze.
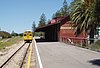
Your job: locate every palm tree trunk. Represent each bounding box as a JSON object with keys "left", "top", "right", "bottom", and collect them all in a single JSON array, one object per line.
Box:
[{"left": 89, "top": 28, "right": 94, "bottom": 44}]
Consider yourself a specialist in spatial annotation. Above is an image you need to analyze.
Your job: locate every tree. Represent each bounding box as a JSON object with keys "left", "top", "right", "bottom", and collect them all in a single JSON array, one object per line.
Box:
[
  {"left": 38, "top": 13, "right": 46, "bottom": 28},
  {"left": 32, "top": 21, "right": 36, "bottom": 32},
  {"left": 18, "top": 33, "right": 23, "bottom": 37},
  {"left": 47, "top": 19, "right": 51, "bottom": 24},
  {"left": 11, "top": 30, "right": 18, "bottom": 36},
  {"left": 69, "top": 0, "right": 81, "bottom": 13},
  {"left": 0, "top": 31, "right": 11, "bottom": 38},
  {"left": 52, "top": 0, "right": 69, "bottom": 18},
  {"left": 55, "top": 10, "right": 62, "bottom": 17},
  {"left": 61, "top": 0, "right": 69, "bottom": 16},
  {"left": 71, "top": 0, "right": 100, "bottom": 44}
]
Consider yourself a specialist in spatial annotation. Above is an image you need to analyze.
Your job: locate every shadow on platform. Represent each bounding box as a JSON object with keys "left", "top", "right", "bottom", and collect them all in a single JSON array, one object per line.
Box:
[
  {"left": 89, "top": 59, "right": 100, "bottom": 66},
  {"left": 35, "top": 38, "right": 46, "bottom": 42},
  {"left": 35, "top": 38, "right": 57, "bottom": 42}
]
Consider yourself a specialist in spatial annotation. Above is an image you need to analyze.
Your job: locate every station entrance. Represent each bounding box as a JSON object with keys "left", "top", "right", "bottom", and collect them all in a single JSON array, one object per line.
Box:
[
  {"left": 35, "top": 23, "right": 60, "bottom": 42},
  {"left": 35, "top": 16, "right": 70, "bottom": 42}
]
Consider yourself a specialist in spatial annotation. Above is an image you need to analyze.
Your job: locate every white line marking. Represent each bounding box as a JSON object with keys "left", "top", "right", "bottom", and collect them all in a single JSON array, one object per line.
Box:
[{"left": 34, "top": 38, "right": 43, "bottom": 68}]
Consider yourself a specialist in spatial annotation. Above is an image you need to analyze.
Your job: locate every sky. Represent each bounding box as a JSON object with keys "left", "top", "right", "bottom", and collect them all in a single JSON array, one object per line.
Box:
[{"left": 0, "top": 0, "right": 73, "bottom": 33}]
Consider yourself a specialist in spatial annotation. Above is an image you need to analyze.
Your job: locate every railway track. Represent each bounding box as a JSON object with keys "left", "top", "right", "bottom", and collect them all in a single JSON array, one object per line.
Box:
[{"left": 0, "top": 42, "right": 31, "bottom": 68}]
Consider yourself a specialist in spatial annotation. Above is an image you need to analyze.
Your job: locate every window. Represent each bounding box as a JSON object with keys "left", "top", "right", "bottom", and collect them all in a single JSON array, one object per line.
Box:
[{"left": 24, "top": 34, "right": 26, "bottom": 36}]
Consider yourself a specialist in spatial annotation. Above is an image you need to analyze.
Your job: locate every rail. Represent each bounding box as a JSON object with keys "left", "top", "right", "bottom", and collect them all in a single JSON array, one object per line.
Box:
[
  {"left": 60, "top": 36, "right": 100, "bottom": 46},
  {"left": 0, "top": 43, "right": 31, "bottom": 68},
  {"left": 20, "top": 43, "right": 31, "bottom": 68}
]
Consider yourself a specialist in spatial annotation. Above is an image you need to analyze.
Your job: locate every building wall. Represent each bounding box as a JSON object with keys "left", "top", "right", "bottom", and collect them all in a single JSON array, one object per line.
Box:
[{"left": 59, "top": 21, "right": 87, "bottom": 44}]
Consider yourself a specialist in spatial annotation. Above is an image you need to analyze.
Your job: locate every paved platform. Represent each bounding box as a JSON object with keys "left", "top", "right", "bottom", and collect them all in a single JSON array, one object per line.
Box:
[{"left": 36, "top": 42, "right": 100, "bottom": 68}]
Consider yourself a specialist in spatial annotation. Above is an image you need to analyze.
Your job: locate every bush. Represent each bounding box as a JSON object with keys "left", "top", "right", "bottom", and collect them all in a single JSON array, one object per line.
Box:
[
  {"left": 18, "top": 33, "right": 23, "bottom": 37},
  {"left": 95, "top": 40, "right": 100, "bottom": 45},
  {"left": 0, "top": 31, "right": 11, "bottom": 39},
  {"left": 91, "top": 40, "right": 100, "bottom": 51}
]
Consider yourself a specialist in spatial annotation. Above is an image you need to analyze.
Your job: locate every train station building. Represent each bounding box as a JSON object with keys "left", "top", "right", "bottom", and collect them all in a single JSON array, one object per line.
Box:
[{"left": 35, "top": 15, "right": 87, "bottom": 43}]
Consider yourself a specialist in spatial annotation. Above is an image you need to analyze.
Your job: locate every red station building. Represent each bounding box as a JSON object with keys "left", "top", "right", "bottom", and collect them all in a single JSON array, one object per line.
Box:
[{"left": 35, "top": 15, "right": 87, "bottom": 44}]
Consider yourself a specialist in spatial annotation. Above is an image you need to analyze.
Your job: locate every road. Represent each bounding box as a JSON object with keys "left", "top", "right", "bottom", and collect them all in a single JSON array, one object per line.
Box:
[{"left": 36, "top": 42, "right": 100, "bottom": 68}]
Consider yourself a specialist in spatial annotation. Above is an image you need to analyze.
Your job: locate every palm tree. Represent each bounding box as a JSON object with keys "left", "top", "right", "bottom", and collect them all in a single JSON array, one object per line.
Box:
[{"left": 71, "top": 0, "right": 100, "bottom": 44}]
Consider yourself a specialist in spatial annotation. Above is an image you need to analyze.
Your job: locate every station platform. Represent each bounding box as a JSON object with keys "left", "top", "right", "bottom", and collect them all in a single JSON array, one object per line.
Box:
[{"left": 35, "top": 41, "right": 100, "bottom": 68}]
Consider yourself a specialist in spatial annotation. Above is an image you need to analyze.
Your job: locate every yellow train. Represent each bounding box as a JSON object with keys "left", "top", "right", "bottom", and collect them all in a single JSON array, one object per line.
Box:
[{"left": 23, "top": 31, "right": 33, "bottom": 42}]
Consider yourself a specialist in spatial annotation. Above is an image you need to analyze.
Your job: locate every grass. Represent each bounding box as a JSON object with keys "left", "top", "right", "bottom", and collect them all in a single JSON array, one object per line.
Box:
[
  {"left": 75, "top": 40, "right": 100, "bottom": 52},
  {"left": 90, "top": 40, "right": 100, "bottom": 52},
  {"left": 0, "top": 36, "right": 23, "bottom": 50}
]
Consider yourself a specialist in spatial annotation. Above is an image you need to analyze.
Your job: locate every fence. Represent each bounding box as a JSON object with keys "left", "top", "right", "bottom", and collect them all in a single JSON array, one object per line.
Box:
[
  {"left": 60, "top": 36, "right": 100, "bottom": 51},
  {"left": 60, "top": 36, "right": 90, "bottom": 47}
]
